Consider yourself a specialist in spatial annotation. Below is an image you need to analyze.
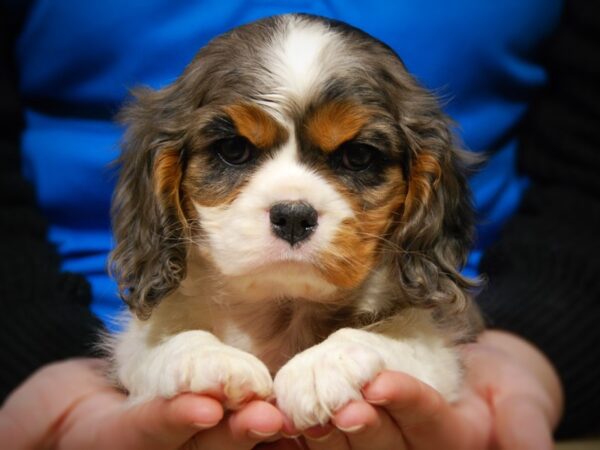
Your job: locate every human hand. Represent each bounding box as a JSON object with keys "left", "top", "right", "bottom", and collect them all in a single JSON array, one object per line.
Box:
[
  {"left": 258, "top": 330, "right": 562, "bottom": 450},
  {"left": 0, "top": 358, "right": 284, "bottom": 450}
]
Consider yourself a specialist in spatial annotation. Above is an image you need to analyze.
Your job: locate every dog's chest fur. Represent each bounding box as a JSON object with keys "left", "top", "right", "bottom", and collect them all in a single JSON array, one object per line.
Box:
[
  {"left": 213, "top": 302, "right": 342, "bottom": 373},
  {"left": 141, "top": 256, "right": 393, "bottom": 374},
  {"left": 148, "top": 285, "right": 360, "bottom": 374}
]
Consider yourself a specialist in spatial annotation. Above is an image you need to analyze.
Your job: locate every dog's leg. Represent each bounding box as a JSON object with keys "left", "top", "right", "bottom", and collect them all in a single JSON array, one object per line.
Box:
[
  {"left": 113, "top": 321, "right": 273, "bottom": 408},
  {"left": 273, "top": 313, "right": 461, "bottom": 429}
]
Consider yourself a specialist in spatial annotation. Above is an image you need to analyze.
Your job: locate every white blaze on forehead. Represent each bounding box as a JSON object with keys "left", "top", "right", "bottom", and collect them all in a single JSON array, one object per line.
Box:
[{"left": 262, "top": 16, "right": 344, "bottom": 107}]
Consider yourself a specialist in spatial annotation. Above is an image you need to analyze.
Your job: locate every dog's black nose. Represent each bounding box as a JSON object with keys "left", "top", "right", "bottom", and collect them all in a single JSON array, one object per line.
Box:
[{"left": 269, "top": 202, "right": 318, "bottom": 246}]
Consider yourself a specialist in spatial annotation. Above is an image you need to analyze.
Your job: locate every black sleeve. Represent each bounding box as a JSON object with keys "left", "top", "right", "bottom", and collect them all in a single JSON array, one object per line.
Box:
[
  {"left": 0, "top": 3, "right": 105, "bottom": 404},
  {"left": 477, "top": 0, "right": 600, "bottom": 438}
]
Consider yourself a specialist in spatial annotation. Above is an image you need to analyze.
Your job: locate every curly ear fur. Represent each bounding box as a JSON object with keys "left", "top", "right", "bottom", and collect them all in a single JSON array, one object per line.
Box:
[
  {"left": 391, "top": 88, "right": 481, "bottom": 319},
  {"left": 110, "top": 85, "right": 192, "bottom": 320},
  {"left": 108, "top": 27, "right": 262, "bottom": 319}
]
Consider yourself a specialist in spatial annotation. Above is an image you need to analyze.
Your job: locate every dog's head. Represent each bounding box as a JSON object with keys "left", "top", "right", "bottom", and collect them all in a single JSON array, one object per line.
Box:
[{"left": 111, "top": 14, "right": 476, "bottom": 320}]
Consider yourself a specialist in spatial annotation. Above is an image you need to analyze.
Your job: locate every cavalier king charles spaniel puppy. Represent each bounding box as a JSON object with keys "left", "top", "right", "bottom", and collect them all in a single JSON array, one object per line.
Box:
[{"left": 109, "top": 13, "right": 483, "bottom": 429}]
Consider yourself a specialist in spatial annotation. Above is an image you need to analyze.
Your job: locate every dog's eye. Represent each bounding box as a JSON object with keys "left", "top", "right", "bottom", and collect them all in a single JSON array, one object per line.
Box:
[
  {"left": 340, "top": 143, "right": 375, "bottom": 171},
  {"left": 214, "top": 137, "right": 255, "bottom": 166}
]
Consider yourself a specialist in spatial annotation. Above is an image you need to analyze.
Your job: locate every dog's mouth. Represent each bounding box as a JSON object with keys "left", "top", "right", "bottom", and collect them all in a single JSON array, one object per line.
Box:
[{"left": 224, "top": 260, "right": 339, "bottom": 303}]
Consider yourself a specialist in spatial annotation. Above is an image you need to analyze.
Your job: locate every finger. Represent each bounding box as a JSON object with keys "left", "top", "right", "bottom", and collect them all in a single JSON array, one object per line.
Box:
[
  {"left": 333, "top": 400, "right": 407, "bottom": 450},
  {"left": 188, "top": 400, "right": 283, "bottom": 450},
  {"left": 280, "top": 413, "right": 301, "bottom": 438},
  {"left": 126, "top": 394, "right": 224, "bottom": 445},
  {"left": 303, "top": 424, "right": 349, "bottom": 450},
  {"left": 362, "top": 371, "right": 489, "bottom": 450},
  {"left": 494, "top": 396, "right": 554, "bottom": 450},
  {"left": 89, "top": 393, "right": 224, "bottom": 450}
]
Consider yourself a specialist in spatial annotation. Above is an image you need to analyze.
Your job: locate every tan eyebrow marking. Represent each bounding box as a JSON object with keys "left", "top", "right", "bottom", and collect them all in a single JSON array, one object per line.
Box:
[
  {"left": 306, "top": 101, "right": 371, "bottom": 153},
  {"left": 224, "top": 103, "right": 287, "bottom": 149}
]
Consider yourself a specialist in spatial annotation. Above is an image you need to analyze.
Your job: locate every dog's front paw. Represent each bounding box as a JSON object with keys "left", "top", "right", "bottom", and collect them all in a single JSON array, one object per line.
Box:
[
  {"left": 273, "top": 329, "right": 386, "bottom": 429},
  {"left": 121, "top": 331, "right": 273, "bottom": 409}
]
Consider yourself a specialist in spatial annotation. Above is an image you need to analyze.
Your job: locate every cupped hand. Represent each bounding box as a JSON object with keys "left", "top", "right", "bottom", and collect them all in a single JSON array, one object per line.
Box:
[
  {"left": 258, "top": 330, "right": 562, "bottom": 450},
  {"left": 0, "top": 358, "right": 284, "bottom": 450},
  {"left": 0, "top": 331, "right": 562, "bottom": 450}
]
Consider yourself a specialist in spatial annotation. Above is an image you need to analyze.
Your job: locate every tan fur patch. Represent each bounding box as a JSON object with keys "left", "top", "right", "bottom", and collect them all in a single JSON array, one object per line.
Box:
[
  {"left": 154, "top": 148, "right": 186, "bottom": 223},
  {"left": 225, "top": 103, "right": 287, "bottom": 149},
  {"left": 319, "top": 223, "right": 376, "bottom": 288},
  {"left": 306, "top": 102, "right": 371, "bottom": 152},
  {"left": 317, "top": 167, "right": 406, "bottom": 288}
]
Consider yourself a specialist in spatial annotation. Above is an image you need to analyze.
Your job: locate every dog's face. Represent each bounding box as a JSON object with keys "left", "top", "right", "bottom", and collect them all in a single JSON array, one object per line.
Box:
[{"left": 111, "top": 14, "right": 475, "bottom": 319}]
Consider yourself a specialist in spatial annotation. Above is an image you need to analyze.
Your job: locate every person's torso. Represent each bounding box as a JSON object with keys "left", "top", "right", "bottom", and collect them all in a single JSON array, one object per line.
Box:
[{"left": 16, "top": 0, "right": 563, "bottom": 325}]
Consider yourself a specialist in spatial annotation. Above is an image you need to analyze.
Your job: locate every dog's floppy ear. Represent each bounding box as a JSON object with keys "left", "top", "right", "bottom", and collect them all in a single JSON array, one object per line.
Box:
[
  {"left": 110, "top": 85, "right": 191, "bottom": 320},
  {"left": 391, "top": 90, "right": 479, "bottom": 314}
]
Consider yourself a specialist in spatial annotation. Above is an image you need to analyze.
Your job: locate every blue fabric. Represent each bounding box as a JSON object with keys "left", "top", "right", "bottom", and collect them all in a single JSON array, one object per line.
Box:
[{"left": 17, "top": 0, "right": 563, "bottom": 327}]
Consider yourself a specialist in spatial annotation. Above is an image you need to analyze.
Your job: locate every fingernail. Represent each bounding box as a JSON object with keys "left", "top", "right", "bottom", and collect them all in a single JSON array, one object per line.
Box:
[
  {"left": 336, "top": 423, "right": 366, "bottom": 433},
  {"left": 193, "top": 421, "right": 220, "bottom": 429},
  {"left": 281, "top": 431, "right": 301, "bottom": 439},
  {"left": 365, "top": 397, "right": 390, "bottom": 406},
  {"left": 305, "top": 431, "right": 335, "bottom": 442},
  {"left": 304, "top": 424, "right": 335, "bottom": 442},
  {"left": 248, "top": 429, "right": 278, "bottom": 439}
]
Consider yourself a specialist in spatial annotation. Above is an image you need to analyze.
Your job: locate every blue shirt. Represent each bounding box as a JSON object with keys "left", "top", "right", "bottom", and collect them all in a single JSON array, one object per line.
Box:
[{"left": 17, "top": 0, "right": 563, "bottom": 327}]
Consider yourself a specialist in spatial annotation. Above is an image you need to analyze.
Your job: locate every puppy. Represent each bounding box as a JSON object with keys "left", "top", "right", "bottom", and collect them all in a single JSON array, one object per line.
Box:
[{"left": 109, "top": 13, "right": 483, "bottom": 429}]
